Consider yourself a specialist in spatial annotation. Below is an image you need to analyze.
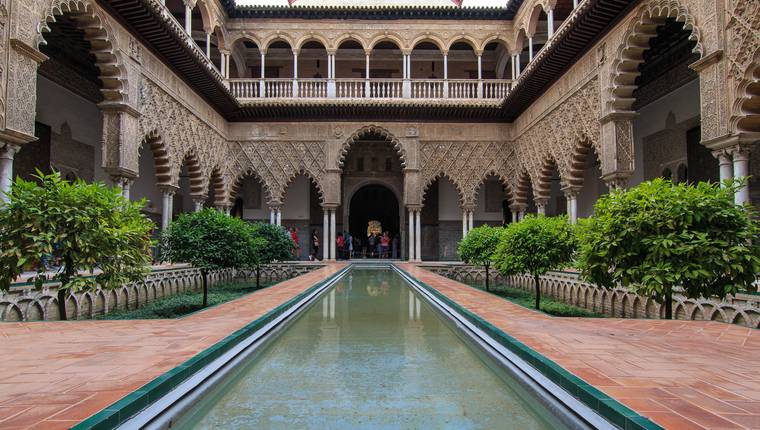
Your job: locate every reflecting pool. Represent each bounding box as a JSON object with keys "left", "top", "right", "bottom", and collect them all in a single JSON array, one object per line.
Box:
[{"left": 175, "top": 268, "right": 567, "bottom": 429}]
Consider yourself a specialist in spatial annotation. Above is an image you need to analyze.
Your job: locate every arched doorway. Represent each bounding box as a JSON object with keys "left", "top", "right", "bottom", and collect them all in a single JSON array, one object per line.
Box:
[{"left": 349, "top": 184, "right": 400, "bottom": 258}]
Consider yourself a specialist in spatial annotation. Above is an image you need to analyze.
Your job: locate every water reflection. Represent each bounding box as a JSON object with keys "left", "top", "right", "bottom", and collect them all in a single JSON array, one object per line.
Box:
[{"left": 176, "top": 269, "right": 565, "bottom": 430}]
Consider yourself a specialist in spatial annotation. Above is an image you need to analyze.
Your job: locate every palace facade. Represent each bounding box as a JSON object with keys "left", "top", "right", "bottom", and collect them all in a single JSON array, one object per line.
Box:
[{"left": 0, "top": 0, "right": 757, "bottom": 260}]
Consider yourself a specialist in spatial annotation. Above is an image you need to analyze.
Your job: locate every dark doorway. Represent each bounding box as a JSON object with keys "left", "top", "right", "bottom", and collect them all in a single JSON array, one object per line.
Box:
[{"left": 349, "top": 184, "right": 400, "bottom": 254}]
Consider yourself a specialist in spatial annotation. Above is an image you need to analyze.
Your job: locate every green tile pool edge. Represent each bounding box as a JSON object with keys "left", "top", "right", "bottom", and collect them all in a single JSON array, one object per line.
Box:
[
  {"left": 393, "top": 265, "right": 664, "bottom": 430},
  {"left": 70, "top": 265, "right": 350, "bottom": 430}
]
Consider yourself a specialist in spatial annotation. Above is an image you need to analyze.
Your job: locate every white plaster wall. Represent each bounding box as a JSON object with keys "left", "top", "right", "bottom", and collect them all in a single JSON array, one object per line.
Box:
[
  {"left": 35, "top": 76, "right": 110, "bottom": 184},
  {"left": 438, "top": 179, "right": 461, "bottom": 221},
  {"left": 282, "top": 175, "right": 310, "bottom": 220},
  {"left": 630, "top": 79, "right": 700, "bottom": 187},
  {"left": 474, "top": 188, "right": 504, "bottom": 222}
]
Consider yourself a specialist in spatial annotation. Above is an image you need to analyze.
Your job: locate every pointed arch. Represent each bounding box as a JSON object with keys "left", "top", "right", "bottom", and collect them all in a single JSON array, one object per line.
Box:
[
  {"left": 422, "top": 172, "right": 466, "bottom": 207},
  {"left": 472, "top": 170, "right": 515, "bottom": 208},
  {"left": 535, "top": 157, "right": 561, "bottom": 200},
  {"left": 608, "top": 0, "right": 703, "bottom": 112},
  {"left": 229, "top": 168, "right": 274, "bottom": 206},
  {"left": 338, "top": 125, "right": 407, "bottom": 171},
  {"left": 278, "top": 169, "right": 325, "bottom": 205},
  {"left": 208, "top": 166, "right": 227, "bottom": 207},
  {"left": 38, "top": 0, "right": 128, "bottom": 103}
]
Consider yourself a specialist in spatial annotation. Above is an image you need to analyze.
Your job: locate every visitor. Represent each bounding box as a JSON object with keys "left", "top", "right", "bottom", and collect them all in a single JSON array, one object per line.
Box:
[
  {"left": 375, "top": 233, "right": 383, "bottom": 258},
  {"left": 391, "top": 234, "right": 399, "bottom": 259},
  {"left": 344, "top": 231, "right": 353, "bottom": 260},
  {"left": 311, "top": 230, "right": 320, "bottom": 261},
  {"left": 353, "top": 236, "right": 362, "bottom": 259},
  {"left": 367, "top": 233, "right": 376, "bottom": 258},
  {"left": 380, "top": 231, "right": 390, "bottom": 258},
  {"left": 336, "top": 233, "right": 344, "bottom": 260},
  {"left": 290, "top": 227, "right": 300, "bottom": 260}
]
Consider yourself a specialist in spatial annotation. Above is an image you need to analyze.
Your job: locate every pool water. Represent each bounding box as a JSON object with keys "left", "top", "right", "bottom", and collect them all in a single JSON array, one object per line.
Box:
[{"left": 174, "top": 268, "right": 567, "bottom": 429}]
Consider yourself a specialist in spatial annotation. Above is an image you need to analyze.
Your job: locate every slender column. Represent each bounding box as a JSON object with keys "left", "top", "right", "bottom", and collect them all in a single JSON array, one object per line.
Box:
[
  {"left": 732, "top": 147, "right": 751, "bottom": 205},
  {"left": 402, "top": 52, "right": 411, "bottom": 98},
  {"left": 563, "top": 187, "right": 580, "bottom": 224},
  {"left": 547, "top": 8, "right": 555, "bottom": 38},
  {"left": 443, "top": 53, "right": 449, "bottom": 98},
  {"left": 477, "top": 54, "right": 483, "bottom": 98},
  {"left": 276, "top": 207, "right": 282, "bottom": 226},
  {"left": 323, "top": 210, "right": 329, "bottom": 260},
  {"left": 468, "top": 210, "right": 474, "bottom": 232},
  {"left": 415, "top": 209, "right": 422, "bottom": 262},
  {"left": 713, "top": 150, "right": 733, "bottom": 188},
  {"left": 528, "top": 37, "right": 533, "bottom": 62},
  {"left": 512, "top": 210, "right": 518, "bottom": 223},
  {"left": 516, "top": 54, "right": 521, "bottom": 76},
  {"left": 225, "top": 54, "right": 230, "bottom": 78},
  {"left": 112, "top": 177, "right": 133, "bottom": 200},
  {"left": 535, "top": 198, "right": 547, "bottom": 216},
  {"left": 511, "top": 55, "right": 516, "bottom": 80},
  {"left": 365, "top": 52, "right": 371, "bottom": 96},
  {"left": 160, "top": 187, "right": 176, "bottom": 230},
  {"left": 329, "top": 209, "right": 336, "bottom": 260},
  {"left": 408, "top": 208, "right": 415, "bottom": 261},
  {"left": 0, "top": 144, "right": 19, "bottom": 204},
  {"left": 573, "top": 0, "right": 577, "bottom": 7},
  {"left": 327, "top": 52, "right": 336, "bottom": 98},
  {"left": 462, "top": 210, "right": 468, "bottom": 238},
  {"left": 292, "top": 50, "right": 299, "bottom": 97},
  {"left": 260, "top": 52, "right": 266, "bottom": 96},
  {"left": 269, "top": 207, "right": 275, "bottom": 224},
  {"left": 205, "top": 32, "right": 211, "bottom": 58},
  {"left": 184, "top": 4, "right": 192, "bottom": 35}
]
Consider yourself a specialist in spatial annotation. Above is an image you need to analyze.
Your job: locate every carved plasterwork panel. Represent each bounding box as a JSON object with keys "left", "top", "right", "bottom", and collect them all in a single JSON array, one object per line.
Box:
[
  {"left": 512, "top": 77, "right": 602, "bottom": 194},
  {"left": 418, "top": 140, "right": 515, "bottom": 207},
  {"left": 726, "top": 0, "right": 760, "bottom": 134}
]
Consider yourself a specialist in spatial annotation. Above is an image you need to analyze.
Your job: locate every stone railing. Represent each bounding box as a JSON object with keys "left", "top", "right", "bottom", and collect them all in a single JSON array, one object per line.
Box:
[
  {"left": 228, "top": 78, "right": 512, "bottom": 101},
  {"left": 0, "top": 262, "right": 323, "bottom": 322},
  {"left": 421, "top": 263, "right": 760, "bottom": 329}
]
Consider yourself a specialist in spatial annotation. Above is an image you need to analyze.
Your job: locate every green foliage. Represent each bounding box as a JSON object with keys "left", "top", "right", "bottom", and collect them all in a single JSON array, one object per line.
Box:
[
  {"left": 576, "top": 178, "right": 760, "bottom": 318},
  {"left": 493, "top": 215, "right": 576, "bottom": 310},
  {"left": 244, "top": 223, "right": 293, "bottom": 267},
  {"left": 244, "top": 223, "right": 293, "bottom": 287},
  {"left": 163, "top": 208, "right": 251, "bottom": 271},
  {"left": 458, "top": 225, "right": 502, "bottom": 291},
  {"left": 99, "top": 281, "right": 268, "bottom": 319},
  {"left": 493, "top": 215, "right": 576, "bottom": 278},
  {"left": 0, "top": 171, "right": 154, "bottom": 320}
]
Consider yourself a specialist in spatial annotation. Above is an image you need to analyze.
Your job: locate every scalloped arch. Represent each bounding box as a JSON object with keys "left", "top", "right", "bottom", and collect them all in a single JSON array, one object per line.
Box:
[
  {"left": 338, "top": 126, "right": 407, "bottom": 170},
  {"left": 608, "top": 0, "right": 704, "bottom": 112},
  {"left": 277, "top": 170, "right": 326, "bottom": 205},
  {"left": 38, "top": 0, "right": 128, "bottom": 104},
  {"left": 422, "top": 172, "right": 466, "bottom": 207}
]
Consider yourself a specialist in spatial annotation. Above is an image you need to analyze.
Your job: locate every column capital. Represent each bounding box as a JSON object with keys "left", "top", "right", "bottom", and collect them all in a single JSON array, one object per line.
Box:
[
  {"left": 0, "top": 142, "right": 21, "bottom": 159},
  {"left": 461, "top": 204, "right": 476, "bottom": 212},
  {"left": 701, "top": 132, "right": 760, "bottom": 151},
  {"left": 509, "top": 203, "right": 526, "bottom": 211},
  {"left": 601, "top": 172, "right": 630, "bottom": 190},
  {"left": 401, "top": 49, "right": 413, "bottom": 56},
  {"left": 406, "top": 204, "right": 423, "bottom": 212},
  {"left": 728, "top": 145, "right": 751, "bottom": 161},
  {"left": 104, "top": 166, "right": 138, "bottom": 181},
  {"left": 534, "top": 197, "right": 549, "bottom": 206},
  {"left": 320, "top": 204, "right": 339, "bottom": 210},
  {"left": 561, "top": 185, "right": 582, "bottom": 198},
  {"left": 158, "top": 184, "right": 179, "bottom": 195},
  {"left": 325, "top": 49, "right": 337, "bottom": 56}
]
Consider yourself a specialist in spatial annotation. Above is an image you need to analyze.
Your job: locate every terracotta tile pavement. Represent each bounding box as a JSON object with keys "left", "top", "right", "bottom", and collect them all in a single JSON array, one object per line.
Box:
[
  {"left": 399, "top": 263, "right": 760, "bottom": 430},
  {"left": 0, "top": 264, "right": 345, "bottom": 430}
]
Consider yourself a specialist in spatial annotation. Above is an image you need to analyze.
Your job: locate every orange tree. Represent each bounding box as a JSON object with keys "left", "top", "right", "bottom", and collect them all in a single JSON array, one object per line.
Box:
[
  {"left": 576, "top": 179, "right": 760, "bottom": 319},
  {"left": 0, "top": 172, "right": 153, "bottom": 320},
  {"left": 458, "top": 225, "right": 502, "bottom": 291}
]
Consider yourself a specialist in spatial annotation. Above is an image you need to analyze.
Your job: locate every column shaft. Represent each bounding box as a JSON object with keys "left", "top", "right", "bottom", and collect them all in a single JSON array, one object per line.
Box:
[
  {"left": 408, "top": 209, "right": 415, "bottom": 261},
  {"left": 269, "top": 208, "right": 275, "bottom": 224},
  {"left": 547, "top": 9, "right": 555, "bottom": 38},
  {"left": 184, "top": 5, "right": 192, "bottom": 35},
  {"left": 415, "top": 210, "right": 422, "bottom": 262},
  {"left": 733, "top": 148, "right": 751, "bottom": 205},
  {"left": 206, "top": 33, "right": 211, "bottom": 58},
  {"left": 528, "top": 37, "right": 533, "bottom": 61},
  {"left": 462, "top": 210, "right": 467, "bottom": 238},
  {"left": 161, "top": 191, "right": 172, "bottom": 230},
  {"left": 323, "top": 210, "right": 329, "bottom": 261},
  {"left": 0, "top": 144, "right": 18, "bottom": 204},
  {"left": 329, "top": 209, "right": 336, "bottom": 260},
  {"left": 468, "top": 211, "right": 474, "bottom": 232},
  {"left": 276, "top": 208, "right": 282, "bottom": 226}
]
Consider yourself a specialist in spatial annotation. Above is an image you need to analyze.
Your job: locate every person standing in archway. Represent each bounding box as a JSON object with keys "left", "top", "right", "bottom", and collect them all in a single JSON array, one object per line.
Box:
[
  {"left": 380, "top": 231, "right": 390, "bottom": 259},
  {"left": 311, "top": 230, "right": 320, "bottom": 261}
]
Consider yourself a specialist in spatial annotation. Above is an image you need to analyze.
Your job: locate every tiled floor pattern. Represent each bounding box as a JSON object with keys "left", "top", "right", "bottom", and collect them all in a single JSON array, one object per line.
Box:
[
  {"left": 0, "top": 264, "right": 345, "bottom": 430},
  {"left": 399, "top": 263, "right": 760, "bottom": 430}
]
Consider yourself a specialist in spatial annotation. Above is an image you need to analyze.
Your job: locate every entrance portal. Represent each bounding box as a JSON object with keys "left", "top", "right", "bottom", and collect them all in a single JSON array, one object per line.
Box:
[{"left": 349, "top": 184, "right": 400, "bottom": 257}]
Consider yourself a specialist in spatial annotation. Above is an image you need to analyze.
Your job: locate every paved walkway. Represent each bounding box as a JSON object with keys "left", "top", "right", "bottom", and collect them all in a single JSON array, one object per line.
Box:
[
  {"left": 0, "top": 264, "right": 344, "bottom": 430},
  {"left": 399, "top": 264, "right": 760, "bottom": 430}
]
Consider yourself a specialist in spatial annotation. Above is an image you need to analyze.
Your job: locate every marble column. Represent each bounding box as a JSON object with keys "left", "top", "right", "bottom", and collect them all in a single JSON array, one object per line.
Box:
[
  {"left": 415, "top": 209, "right": 422, "bottom": 262},
  {"left": 184, "top": 4, "right": 192, "bottom": 35},
  {"left": 462, "top": 209, "right": 468, "bottom": 238},
  {"left": 276, "top": 207, "right": 282, "bottom": 226},
  {"left": 323, "top": 210, "right": 329, "bottom": 261},
  {"left": 535, "top": 198, "right": 547, "bottom": 216},
  {"left": 713, "top": 149, "right": 733, "bottom": 188},
  {"left": 563, "top": 187, "right": 580, "bottom": 224},
  {"left": 205, "top": 32, "right": 211, "bottom": 58},
  {"left": 269, "top": 208, "right": 276, "bottom": 224},
  {"left": 408, "top": 208, "right": 415, "bottom": 261},
  {"left": 547, "top": 8, "right": 554, "bottom": 38},
  {"left": 732, "top": 147, "right": 751, "bottom": 206},
  {"left": 159, "top": 186, "right": 177, "bottom": 230},
  {"left": 329, "top": 209, "right": 336, "bottom": 260},
  {"left": 0, "top": 144, "right": 19, "bottom": 204},
  {"left": 528, "top": 37, "right": 533, "bottom": 62},
  {"left": 467, "top": 210, "right": 474, "bottom": 232}
]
